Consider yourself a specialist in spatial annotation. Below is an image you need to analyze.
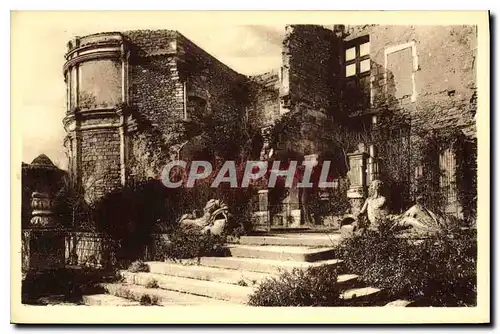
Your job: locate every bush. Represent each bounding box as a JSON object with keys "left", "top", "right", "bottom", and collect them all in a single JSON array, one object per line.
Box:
[
  {"left": 92, "top": 179, "right": 178, "bottom": 264},
  {"left": 128, "top": 260, "right": 150, "bottom": 273},
  {"left": 151, "top": 228, "right": 230, "bottom": 261},
  {"left": 22, "top": 267, "right": 119, "bottom": 304},
  {"left": 337, "top": 224, "right": 477, "bottom": 306},
  {"left": 145, "top": 278, "right": 159, "bottom": 289},
  {"left": 248, "top": 265, "right": 342, "bottom": 306},
  {"left": 139, "top": 294, "right": 159, "bottom": 306}
]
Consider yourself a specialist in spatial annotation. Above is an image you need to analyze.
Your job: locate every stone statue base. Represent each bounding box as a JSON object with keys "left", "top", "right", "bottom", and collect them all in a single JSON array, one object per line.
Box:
[{"left": 22, "top": 229, "right": 65, "bottom": 272}]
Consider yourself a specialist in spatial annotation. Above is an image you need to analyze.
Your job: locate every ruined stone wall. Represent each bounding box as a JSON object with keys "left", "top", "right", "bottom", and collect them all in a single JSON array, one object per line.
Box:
[
  {"left": 273, "top": 25, "right": 345, "bottom": 157},
  {"left": 178, "top": 34, "right": 248, "bottom": 121},
  {"left": 125, "top": 30, "right": 185, "bottom": 127},
  {"left": 283, "top": 25, "right": 343, "bottom": 116},
  {"left": 247, "top": 70, "right": 281, "bottom": 129},
  {"left": 124, "top": 31, "right": 250, "bottom": 181}
]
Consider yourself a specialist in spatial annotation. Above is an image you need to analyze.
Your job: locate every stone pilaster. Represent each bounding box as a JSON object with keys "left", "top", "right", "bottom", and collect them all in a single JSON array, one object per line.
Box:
[{"left": 347, "top": 151, "right": 369, "bottom": 215}]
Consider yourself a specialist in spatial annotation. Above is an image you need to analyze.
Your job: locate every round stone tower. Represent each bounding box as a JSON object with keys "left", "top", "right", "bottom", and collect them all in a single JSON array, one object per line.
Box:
[{"left": 63, "top": 33, "right": 131, "bottom": 203}]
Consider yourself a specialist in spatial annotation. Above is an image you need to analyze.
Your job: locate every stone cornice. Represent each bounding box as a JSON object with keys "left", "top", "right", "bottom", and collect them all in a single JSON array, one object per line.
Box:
[{"left": 63, "top": 50, "right": 122, "bottom": 73}]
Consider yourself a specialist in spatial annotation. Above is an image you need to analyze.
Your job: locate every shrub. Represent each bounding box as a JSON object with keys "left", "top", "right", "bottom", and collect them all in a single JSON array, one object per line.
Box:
[
  {"left": 304, "top": 180, "right": 351, "bottom": 224},
  {"left": 337, "top": 224, "right": 477, "bottom": 306},
  {"left": 248, "top": 265, "right": 342, "bottom": 306},
  {"left": 139, "top": 294, "right": 159, "bottom": 306},
  {"left": 145, "top": 278, "right": 159, "bottom": 289},
  {"left": 153, "top": 228, "right": 230, "bottom": 261},
  {"left": 22, "top": 267, "right": 119, "bottom": 304},
  {"left": 236, "top": 279, "right": 248, "bottom": 287},
  {"left": 92, "top": 179, "right": 178, "bottom": 264},
  {"left": 128, "top": 260, "right": 150, "bottom": 273}
]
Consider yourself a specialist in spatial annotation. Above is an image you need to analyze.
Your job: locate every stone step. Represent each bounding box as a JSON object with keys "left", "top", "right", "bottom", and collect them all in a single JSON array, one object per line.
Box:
[
  {"left": 82, "top": 294, "right": 140, "bottom": 306},
  {"left": 103, "top": 283, "right": 240, "bottom": 306},
  {"left": 384, "top": 299, "right": 415, "bottom": 307},
  {"left": 120, "top": 271, "right": 253, "bottom": 304},
  {"left": 199, "top": 256, "right": 344, "bottom": 274},
  {"left": 336, "top": 274, "right": 361, "bottom": 289},
  {"left": 239, "top": 234, "right": 342, "bottom": 247},
  {"left": 146, "top": 261, "right": 272, "bottom": 286},
  {"left": 340, "top": 287, "right": 386, "bottom": 306},
  {"left": 147, "top": 261, "right": 359, "bottom": 289},
  {"left": 228, "top": 244, "right": 337, "bottom": 262}
]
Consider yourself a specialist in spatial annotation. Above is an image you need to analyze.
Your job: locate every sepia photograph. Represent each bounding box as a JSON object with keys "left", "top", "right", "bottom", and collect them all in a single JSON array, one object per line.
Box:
[{"left": 10, "top": 10, "right": 490, "bottom": 324}]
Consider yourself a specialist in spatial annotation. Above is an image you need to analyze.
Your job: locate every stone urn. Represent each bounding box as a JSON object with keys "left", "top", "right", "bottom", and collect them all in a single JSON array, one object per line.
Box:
[{"left": 30, "top": 192, "right": 56, "bottom": 227}]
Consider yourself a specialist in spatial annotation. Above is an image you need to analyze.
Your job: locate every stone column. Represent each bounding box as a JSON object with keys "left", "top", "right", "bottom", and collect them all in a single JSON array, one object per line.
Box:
[
  {"left": 347, "top": 151, "right": 369, "bottom": 216},
  {"left": 368, "top": 144, "right": 380, "bottom": 185},
  {"left": 252, "top": 189, "right": 271, "bottom": 232}
]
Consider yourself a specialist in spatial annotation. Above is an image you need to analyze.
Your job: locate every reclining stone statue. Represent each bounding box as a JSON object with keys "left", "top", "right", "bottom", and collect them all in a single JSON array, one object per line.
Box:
[
  {"left": 390, "top": 195, "right": 445, "bottom": 238},
  {"left": 178, "top": 199, "right": 230, "bottom": 236},
  {"left": 341, "top": 180, "right": 444, "bottom": 238}
]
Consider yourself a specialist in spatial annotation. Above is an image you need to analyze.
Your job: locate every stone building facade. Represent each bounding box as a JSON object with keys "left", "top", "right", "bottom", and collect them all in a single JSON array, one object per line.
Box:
[
  {"left": 62, "top": 25, "right": 477, "bottom": 221},
  {"left": 63, "top": 30, "right": 247, "bottom": 202}
]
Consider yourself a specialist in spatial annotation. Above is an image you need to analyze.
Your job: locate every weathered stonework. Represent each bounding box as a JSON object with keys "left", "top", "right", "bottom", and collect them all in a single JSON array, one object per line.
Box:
[
  {"left": 62, "top": 26, "right": 477, "bottom": 221},
  {"left": 344, "top": 24, "right": 476, "bottom": 134},
  {"left": 343, "top": 25, "right": 477, "bottom": 215},
  {"left": 63, "top": 30, "right": 252, "bottom": 202},
  {"left": 282, "top": 25, "right": 343, "bottom": 116},
  {"left": 247, "top": 70, "right": 281, "bottom": 129}
]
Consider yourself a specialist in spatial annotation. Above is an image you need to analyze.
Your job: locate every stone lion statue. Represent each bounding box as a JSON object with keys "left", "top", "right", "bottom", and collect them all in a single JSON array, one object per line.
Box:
[{"left": 179, "top": 199, "right": 231, "bottom": 236}]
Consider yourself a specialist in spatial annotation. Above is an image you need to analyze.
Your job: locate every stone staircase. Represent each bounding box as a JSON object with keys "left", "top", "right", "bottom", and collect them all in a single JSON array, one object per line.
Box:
[{"left": 82, "top": 233, "right": 412, "bottom": 307}]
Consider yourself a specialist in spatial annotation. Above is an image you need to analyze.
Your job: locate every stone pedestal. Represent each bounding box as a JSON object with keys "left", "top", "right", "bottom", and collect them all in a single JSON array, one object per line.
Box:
[
  {"left": 283, "top": 187, "right": 301, "bottom": 227},
  {"left": 22, "top": 229, "right": 66, "bottom": 272},
  {"left": 252, "top": 189, "right": 271, "bottom": 232},
  {"left": 22, "top": 155, "right": 67, "bottom": 274},
  {"left": 22, "top": 191, "right": 65, "bottom": 272},
  {"left": 347, "top": 151, "right": 368, "bottom": 216}
]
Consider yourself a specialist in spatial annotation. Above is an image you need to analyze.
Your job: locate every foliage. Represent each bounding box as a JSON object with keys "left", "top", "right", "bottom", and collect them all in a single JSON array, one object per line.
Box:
[
  {"left": 304, "top": 179, "right": 351, "bottom": 223},
  {"left": 76, "top": 172, "right": 253, "bottom": 265},
  {"left": 139, "top": 294, "right": 159, "bottom": 306},
  {"left": 337, "top": 223, "right": 477, "bottom": 306},
  {"left": 237, "top": 279, "right": 248, "bottom": 287},
  {"left": 371, "top": 110, "right": 478, "bottom": 219},
  {"left": 269, "top": 111, "right": 372, "bottom": 172},
  {"left": 128, "top": 260, "right": 150, "bottom": 273},
  {"left": 248, "top": 265, "right": 342, "bottom": 306},
  {"left": 165, "top": 163, "right": 259, "bottom": 235},
  {"left": 22, "top": 267, "right": 119, "bottom": 304},
  {"left": 454, "top": 137, "right": 478, "bottom": 224},
  {"left": 144, "top": 278, "right": 159, "bottom": 289},
  {"left": 198, "top": 106, "right": 258, "bottom": 161},
  {"left": 92, "top": 179, "right": 177, "bottom": 264},
  {"left": 152, "top": 228, "right": 230, "bottom": 261}
]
